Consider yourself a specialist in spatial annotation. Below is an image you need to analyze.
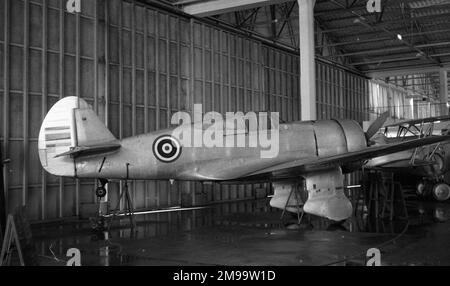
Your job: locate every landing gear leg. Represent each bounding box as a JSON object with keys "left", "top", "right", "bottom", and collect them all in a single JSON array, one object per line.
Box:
[{"left": 91, "top": 179, "right": 109, "bottom": 232}]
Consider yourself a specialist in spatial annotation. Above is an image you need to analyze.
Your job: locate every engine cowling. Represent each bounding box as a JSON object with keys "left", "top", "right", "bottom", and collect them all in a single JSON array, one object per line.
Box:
[{"left": 312, "top": 119, "right": 367, "bottom": 157}]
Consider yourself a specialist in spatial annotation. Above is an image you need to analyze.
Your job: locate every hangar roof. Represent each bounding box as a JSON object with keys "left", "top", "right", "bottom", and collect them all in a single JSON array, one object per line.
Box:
[{"left": 160, "top": 0, "right": 450, "bottom": 97}]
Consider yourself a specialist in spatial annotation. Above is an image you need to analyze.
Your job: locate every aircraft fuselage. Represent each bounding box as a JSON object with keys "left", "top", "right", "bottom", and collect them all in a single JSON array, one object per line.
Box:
[{"left": 72, "top": 119, "right": 367, "bottom": 181}]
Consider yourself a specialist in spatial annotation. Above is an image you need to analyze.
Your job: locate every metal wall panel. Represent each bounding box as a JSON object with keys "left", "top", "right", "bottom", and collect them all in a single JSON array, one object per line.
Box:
[
  {"left": 2, "top": 0, "right": 376, "bottom": 222},
  {"left": 316, "top": 62, "right": 370, "bottom": 122},
  {"left": 368, "top": 80, "right": 443, "bottom": 121}
]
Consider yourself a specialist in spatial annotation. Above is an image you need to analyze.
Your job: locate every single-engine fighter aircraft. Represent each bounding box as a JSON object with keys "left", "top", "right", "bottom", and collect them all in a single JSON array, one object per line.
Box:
[
  {"left": 365, "top": 116, "right": 450, "bottom": 201},
  {"left": 38, "top": 97, "right": 450, "bottom": 222}
]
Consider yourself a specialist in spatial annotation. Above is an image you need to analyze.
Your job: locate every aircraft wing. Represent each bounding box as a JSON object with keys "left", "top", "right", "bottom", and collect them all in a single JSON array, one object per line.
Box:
[
  {"left": 237, "top": 135, "right": 450, "bottom": 181},
  {"left": 384, "top": 115, "right": 450, "bottom": 128}
]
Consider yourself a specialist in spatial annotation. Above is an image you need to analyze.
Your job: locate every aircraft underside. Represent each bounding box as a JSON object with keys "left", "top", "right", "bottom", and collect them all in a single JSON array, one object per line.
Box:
[{"left": 269, "top": 167, "right": 353, "bottom": 222}]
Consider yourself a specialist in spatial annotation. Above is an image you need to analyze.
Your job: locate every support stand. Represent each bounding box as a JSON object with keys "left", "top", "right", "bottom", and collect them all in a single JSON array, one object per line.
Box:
[
  {"left": 0, "top": 208, "right": 38, "bottom": 266},
  {"left": 347, "top": 185, "right": 364, "bottom": 217},
  {"left": 364, "top": 170, "right": 408, "bottom": 220},
  {"left": 0, "top": 215, "right": 24, "bottom": 266},
  {"left": 280, "top": 182, "right": 305, "bottom": 225},
  {"left": 107, "top": 164, "right": 136, "bottom": 233}
]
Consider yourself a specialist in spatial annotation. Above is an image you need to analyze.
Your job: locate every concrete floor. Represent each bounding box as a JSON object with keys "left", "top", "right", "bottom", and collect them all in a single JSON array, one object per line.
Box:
[{"left": 30, "top": 198, "right": 450, "bottom": 266}]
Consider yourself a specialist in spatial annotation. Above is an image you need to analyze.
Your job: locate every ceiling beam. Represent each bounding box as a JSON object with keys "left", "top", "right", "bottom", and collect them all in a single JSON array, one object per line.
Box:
[
  {"left": 315, "top": 0, "right": 450, "bottom": 16},
  {"left": 367, "top": 64, "right": 450, "bottom": 78},
  {"left": 328, "top": 0, "right": 442, "bottom": 67},
  {"left": 175, "top": 0, "right": 294, "bottom": 17},
  {"left": 316, "top": 28, "right": 450, "bottom": 50},
  {"left": 325, "top": 41, "right": 450, "bottom": 58},
  {"left": 319, "top": 3, "right": 450, "bottom": 23},
  {"left": 318, "top": 13, "right": 450, "bottom": 34}
]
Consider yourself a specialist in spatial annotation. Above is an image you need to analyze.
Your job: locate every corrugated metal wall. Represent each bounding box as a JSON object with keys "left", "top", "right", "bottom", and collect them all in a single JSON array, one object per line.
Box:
[
  {"left": 369, "top": 79, "right": 443, "bottom": 121},
  {"left": 316, "top": 61, "right": 369, "bottom": 122},
  {"left": 1, "top": 0, "right": 374, "bottom": 222},
  {"left": 370, "top": 80, "right": 413, "bottom": 121}
]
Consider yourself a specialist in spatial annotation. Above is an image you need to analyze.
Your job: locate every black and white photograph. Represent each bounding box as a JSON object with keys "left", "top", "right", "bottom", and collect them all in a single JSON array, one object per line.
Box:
[{"left": 1, "top": 0, "right": 450, "bottom": 273}]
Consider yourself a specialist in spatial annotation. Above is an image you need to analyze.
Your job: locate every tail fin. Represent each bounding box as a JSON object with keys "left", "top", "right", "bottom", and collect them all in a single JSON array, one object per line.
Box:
[{"left": 38, "top": 97, "right": 117, "bottom": 177}]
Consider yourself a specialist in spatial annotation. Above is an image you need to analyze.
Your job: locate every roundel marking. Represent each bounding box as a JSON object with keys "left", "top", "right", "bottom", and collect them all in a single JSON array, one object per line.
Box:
[{"left": 153, "top": 135, "right": 182, "bottom": 163}]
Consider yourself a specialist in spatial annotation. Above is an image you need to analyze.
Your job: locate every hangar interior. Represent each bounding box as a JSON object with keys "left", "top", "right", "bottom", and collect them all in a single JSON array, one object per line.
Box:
[{"left": 1, "top": 0, "right": 450, "bottom": 266}]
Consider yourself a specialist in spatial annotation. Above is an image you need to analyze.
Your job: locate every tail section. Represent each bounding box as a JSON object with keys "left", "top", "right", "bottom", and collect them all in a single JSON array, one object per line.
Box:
[{"left": 38, "top": 97, "right": 118, "bottom": 177}]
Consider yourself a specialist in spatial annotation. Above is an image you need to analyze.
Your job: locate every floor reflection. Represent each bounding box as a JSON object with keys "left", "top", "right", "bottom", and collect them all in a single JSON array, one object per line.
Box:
[{"left": 31, "top": 198, "right": 450, "bottom": 266}]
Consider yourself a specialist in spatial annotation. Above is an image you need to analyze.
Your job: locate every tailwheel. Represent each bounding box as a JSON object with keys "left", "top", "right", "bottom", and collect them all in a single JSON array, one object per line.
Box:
[
  {"left": 96, "top": 186, "right": 107, "bottom": 198},
  {"left": 432, "top": 183, "right": 450, "bottom": 202},
  {"left": 96, "top": 179, "right": 109, "bottom": 198}
]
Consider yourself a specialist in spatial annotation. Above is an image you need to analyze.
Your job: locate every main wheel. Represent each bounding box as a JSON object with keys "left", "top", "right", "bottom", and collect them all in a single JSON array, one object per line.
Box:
[
  {"left": 96, "top": 187, "right": 107, "bottom": 198},
  {"left": 432, "top": 183, "right": 450, "bottom": 201}
]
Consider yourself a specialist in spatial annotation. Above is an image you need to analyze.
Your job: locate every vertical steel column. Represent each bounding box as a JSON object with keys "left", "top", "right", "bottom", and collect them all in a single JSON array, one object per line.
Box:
[
  {"left": 165, "top": 14, "right": 170, "bottom": 206},
  {"left": 3, "top": 0, "right": 9, "bottom": 211},
  {"left": 41, "top": 0, "right": 48, "bottom": 220},
  {"left": 23, "top": 0, "right": 30, "bottom": 207},
  {"left": 143, "top": 6, "right": 149, "bottom": 209},
  {"left": 291, "top": 54, "right": 295, "bottom": 119},
  {"left": 258, "top": 43, "right": 264, "bottom": 113},
  {"left": 242, "top": 40, "right": 246, "bottom": 114},
  {"left": 227, "top": 33, "right": 232, "bottom": 112},
  {"left": 131, "top": 1, "right": 137, "bottom": 204},
  {"left": 165, "top": 15, "right": 170, "bottom": 125},
  {"left": 218, "top": 31, "right": 223, "bottom": 114},
  {"left": 118, "top": 1, "right": 124, "bottom": 140},
  {"left": 216, "top": 30, "right": 223, "bottom": 202},
  {"left": 440, "top": 68, "right": 448, "bottom": 116},
  {"left": 143, "top": 7, "right": 148, "bottom": 133},
  {"left": 249, "top": 42, "right": 254, "bottom": 114},
  {"left": 239, "top": 40, "right": 246, "bottom": 201},
  {"left": 176, "top": 17, "right": 182, "bottom": 206},
  {"left": 339, "top": 70, "right": 344, "bottom": 118},
  {"left": 176, "top": 18, "right": 181, "bottom": 114},
  {"left": 104, "top": 0, "right": 110, "bottom": 128},
  {"left": 202, "top": 24, "right": 206, "bottom": 108},
  {"left": 155, "top": 13, "right": 160, "bottom": 209},
  {"left": 118, "top": 0, "right": 124, "bottom": 211},
  {"left": 94, "top": 0, "right": 99, "bottom": 114},
  {"left": 75, "top": 4, "right": 81, "bottom": 216},
  {"left": 298, "top": 0, "right": 316, "bottom": 121},
  {"left": 234, "top": 38, "right": 238, "bottom": 112},
  {"left": 189, "top": 18, "right": 195, "bottom": 206},
  {"left": 58, "top": 1, "right": 65, "bottom": 218},
  {"left": 211, "top": 29, "right": 215, "bottom": 113},
  {"left": 155, "top": 14, "right": 160, "bottom": 129},
  {"left": 102, "top": 0, "right": 110, "bottom": 207},
  {"left": 131, "top": 2, "right": 136, "bottom": 137},
  {"left": 226, "top": 33, "right": 232, "bottom": 201}
]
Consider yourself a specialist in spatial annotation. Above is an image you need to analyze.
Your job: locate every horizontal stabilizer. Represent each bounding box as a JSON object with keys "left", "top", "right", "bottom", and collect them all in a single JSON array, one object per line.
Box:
[{"left": 54, "top": 143, "right": 121, "bottom": 158}]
